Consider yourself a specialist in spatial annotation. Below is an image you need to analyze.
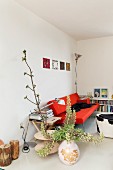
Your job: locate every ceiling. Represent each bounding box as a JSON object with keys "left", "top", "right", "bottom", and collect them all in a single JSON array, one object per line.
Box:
[{"left": 15, "top": 0, "right": 113, "bottom": 40}]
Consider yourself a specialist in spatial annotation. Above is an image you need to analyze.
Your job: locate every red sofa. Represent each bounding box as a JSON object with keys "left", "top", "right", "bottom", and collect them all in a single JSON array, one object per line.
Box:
[{"left": 47, "top": 93, "right": 99, "bottom": 124}]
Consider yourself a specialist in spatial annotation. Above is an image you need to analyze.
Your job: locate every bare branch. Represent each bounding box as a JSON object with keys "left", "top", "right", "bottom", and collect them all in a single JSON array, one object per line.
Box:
[
  {"left": 24, "top": 72, "right": 34, "bottom": 77},
  {"left": 26, "top": 85, "right": 33, "bottom": 91},
  {"left": 22, "top": 50, "right": 41, "bottom": 112},
  {"left": 24, "top": 96, "right": 37, "bottom": 105}
]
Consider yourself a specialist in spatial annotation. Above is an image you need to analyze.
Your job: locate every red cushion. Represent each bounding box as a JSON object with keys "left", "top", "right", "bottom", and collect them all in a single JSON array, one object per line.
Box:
[
  {"left": 47, "top": 96, "right": 66, "bottom": 116},
  {"left": 70, "top": 93, "right": 80, "bottom": 105}
]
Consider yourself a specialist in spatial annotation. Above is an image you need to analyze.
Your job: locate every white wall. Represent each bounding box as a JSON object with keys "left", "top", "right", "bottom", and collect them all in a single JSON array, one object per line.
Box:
[
  {"left": 77, "top": 36, "right": 113, "bottom": 98},
  {"left": 0, "top": 0, "right": 77, "bottom": 143}
]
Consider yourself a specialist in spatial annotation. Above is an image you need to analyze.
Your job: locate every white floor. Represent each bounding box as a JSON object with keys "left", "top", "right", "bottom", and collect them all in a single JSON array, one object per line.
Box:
[{"left": 3, "top": 115, "right": 113, "bottom": 170}]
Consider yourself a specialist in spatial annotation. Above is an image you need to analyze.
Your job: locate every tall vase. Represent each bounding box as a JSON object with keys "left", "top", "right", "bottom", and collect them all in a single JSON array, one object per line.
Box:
[{"left": 58, "top": 140, "right": 80, "bottom": 165}]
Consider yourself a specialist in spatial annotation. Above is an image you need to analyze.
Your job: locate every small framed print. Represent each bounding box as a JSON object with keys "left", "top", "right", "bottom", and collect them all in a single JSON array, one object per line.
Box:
[
  {"left": 94, "top": 88, "right": 100, "bottom": 97},
  {"left": 52, "top": 60, "right": 58, "bottom": 70},
  {"left": 43, "top": 58, "right": 50, "bottom": 69},
  {"left": 66, "top": 62, "right": 70, "bottom": 71},
  {"left": 60, "top": 61, "right": 65, "bottom": 70},
  {"left": 101, "top": 88, "right": 108, "bottom": 98}
]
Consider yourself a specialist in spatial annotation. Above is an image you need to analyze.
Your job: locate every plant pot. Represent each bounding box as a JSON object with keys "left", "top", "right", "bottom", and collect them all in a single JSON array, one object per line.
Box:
[{"left": 58, "top": 140, "right": 80, "bottom": 165}]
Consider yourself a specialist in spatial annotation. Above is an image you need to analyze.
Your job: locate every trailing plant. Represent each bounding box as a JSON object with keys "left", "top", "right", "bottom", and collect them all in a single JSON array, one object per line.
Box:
[{"left": 37, "top": 96, "right": 103, "bottom": 157}]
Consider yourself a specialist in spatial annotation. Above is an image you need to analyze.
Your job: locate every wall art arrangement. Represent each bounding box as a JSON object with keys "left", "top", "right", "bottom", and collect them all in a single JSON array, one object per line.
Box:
[
  {"left": 94, "top": 88, "right": 108, "bottom": 98},
  {"left": 43, "top": 58, "right": 50, "bottom": 69},
  {"left": 42, "top": 57, "right": 70, "bottom": 71}
]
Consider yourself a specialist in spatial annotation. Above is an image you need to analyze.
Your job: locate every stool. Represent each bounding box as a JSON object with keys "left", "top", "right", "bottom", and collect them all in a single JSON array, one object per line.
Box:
[{"left": 96, "top": 113, "right": 113, "bottom": 138}]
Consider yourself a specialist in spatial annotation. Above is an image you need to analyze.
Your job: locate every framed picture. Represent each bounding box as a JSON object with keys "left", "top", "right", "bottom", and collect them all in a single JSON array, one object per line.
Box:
[
  {"left": 94, "top": 88, "right": 100, "bottom": 97},
  {"left": 101, "top": 88, "right": 108, "bottom": 98},
  {"left": 43, "top": 58, "right": 50, "bottom": 69},
  {"left": 60, "top": 61, "right": 65, "bottom": 70},
  {"left": 52, "top": 60, "right": 58, "bottom": 70},
  {"left": 66, "top": 62, "right": 70, "bottom": 71}
]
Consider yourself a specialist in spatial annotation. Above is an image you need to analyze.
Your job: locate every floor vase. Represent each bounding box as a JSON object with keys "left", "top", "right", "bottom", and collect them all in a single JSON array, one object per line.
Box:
[{"left": 58, "top": 140, "right": 80, "bottom": 165}]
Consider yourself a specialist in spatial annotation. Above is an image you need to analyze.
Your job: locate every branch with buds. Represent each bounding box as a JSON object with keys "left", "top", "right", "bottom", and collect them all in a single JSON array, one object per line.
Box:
[{"left": 22, "top": 50, "right": 41, "bottom": 112}]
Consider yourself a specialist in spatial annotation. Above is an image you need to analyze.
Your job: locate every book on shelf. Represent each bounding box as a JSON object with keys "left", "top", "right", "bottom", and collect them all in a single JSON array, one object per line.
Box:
[{"left": 107, "top": 105, "right": 111, "bottom": 112}]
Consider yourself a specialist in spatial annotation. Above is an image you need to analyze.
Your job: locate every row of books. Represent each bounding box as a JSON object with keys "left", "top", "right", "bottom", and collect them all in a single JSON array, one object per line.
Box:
[{"left": 97, "top": 105, "right": 113, "bottom": 112}]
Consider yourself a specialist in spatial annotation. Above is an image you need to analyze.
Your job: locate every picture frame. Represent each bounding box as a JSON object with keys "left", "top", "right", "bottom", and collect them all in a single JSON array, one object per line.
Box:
[
  {"left": 52, "top": 60, "right": 58, "bottom": 70},
  {"left": 101, "top": 88, "right": 108, "bottom": 98},
  {"left": 94, "top": 88, "right": 100, "bottom": 98},
  {"left": 43, "top": 58, "right": 50, "bottom": 69},
  {"left": 60, "top": 61, "right": 65, "bottom": 70},
  {"left": 66, "top": 62, "right": 70, "bottom": 71}
]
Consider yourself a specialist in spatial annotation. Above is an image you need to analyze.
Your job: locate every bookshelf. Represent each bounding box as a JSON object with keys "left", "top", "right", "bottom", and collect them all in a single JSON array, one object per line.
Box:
[{"left": 91, "top": 98, "right": 113, "bottom": 113}]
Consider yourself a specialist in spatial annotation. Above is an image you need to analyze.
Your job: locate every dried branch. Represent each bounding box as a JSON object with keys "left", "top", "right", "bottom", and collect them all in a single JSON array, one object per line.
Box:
[
  {"left": 24, "top": 96, "right": 37, "bottom": 105},
  {"left": 26, "top": 85, "right": 34, "bottom": 91},
  {"left": 22, "top": 50, "right": 41, "bottom": 112}
]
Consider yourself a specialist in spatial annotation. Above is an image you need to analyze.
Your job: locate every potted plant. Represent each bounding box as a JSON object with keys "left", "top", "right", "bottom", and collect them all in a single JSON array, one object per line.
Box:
[{"left": 37, "top": 96, "right": 103, "bottom": 165}]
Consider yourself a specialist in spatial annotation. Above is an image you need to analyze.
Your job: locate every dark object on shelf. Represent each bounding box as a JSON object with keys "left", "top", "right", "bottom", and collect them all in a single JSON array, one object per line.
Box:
[
  {"left": 0, "top": 144, "right": 12, "bottom": 167},
  {"left": 10, "top": 140, "right": 19, "bottom": 160}
]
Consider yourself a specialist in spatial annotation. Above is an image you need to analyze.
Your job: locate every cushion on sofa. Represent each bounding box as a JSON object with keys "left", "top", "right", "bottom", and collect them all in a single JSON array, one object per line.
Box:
[
  {"left": 47, "top": 96, "right": 66, "bottom": 116},
  {"left": 70, "top": 93, "right": 79, "bottom": 105}
]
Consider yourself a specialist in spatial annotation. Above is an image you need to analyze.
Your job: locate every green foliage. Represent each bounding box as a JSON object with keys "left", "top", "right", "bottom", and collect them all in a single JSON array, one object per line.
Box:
[
  {"left": 40, "top": 122, "right": 51, "bottom": 139},
  {"left": 37, "top": 141, "right": 55, "bottom": 157}
]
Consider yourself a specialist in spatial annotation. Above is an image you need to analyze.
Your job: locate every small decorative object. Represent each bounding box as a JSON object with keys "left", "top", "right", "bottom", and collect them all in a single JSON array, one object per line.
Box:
[
  {"left": 43, "top": 58, "right": 50, "bottom": 69},
  {"left": 52, "top": 60, "right": 58, "bottom": 70},
  {"left": 87, "top": 92, "right": 93, "bottom": 99},
  {"left": 66, "top": 62, "right": 70, "bottom": 71},
  {"left": 94, "top": 88, "right": 100, "bottom": 97},
  {"left": 58, "top": 140, "right": 80, "bottom": 165},
  {"left": 37, "top": 96, "right": 103, "bottom": 165},
  {"left": 60, "top": 61, "right": 65, "bottom": 70},
  {"left": 0, "top": 140, "right": 4, "bottom": 146},
  {"left": 111, "top": 94, "right": 113, "bottom": 99},
  {"left": 10, "top": 140, "right": 19, "bottom": 160},
  {"left": 0, "top": 144, "right": 12, "bottom": 167},
  {"left": 101, "top": 88, "right": 108, "bottom": 98}
]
